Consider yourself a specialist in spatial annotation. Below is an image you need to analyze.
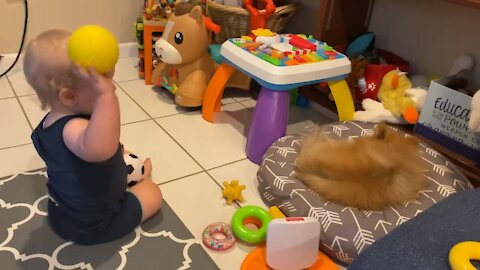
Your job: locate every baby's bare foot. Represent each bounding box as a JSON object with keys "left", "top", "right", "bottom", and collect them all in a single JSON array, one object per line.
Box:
[{"left": 143, "top": 158, "right": 152, "bottom": 180}]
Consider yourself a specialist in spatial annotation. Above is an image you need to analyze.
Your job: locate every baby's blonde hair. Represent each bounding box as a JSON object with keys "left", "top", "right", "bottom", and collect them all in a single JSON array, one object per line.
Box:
[{"left": 23, "top": 29, "right": 78, "bottom": 109}]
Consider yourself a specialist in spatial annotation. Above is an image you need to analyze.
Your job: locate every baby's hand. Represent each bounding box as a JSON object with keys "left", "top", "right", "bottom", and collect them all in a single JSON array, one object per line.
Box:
[{"left": 73, "top": 66, "right": 116, "bottom": 96}]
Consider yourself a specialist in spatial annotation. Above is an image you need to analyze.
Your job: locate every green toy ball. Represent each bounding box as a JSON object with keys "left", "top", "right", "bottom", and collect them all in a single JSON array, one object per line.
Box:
[{"left": 68, "top": 25, "right": 119, "bottom": 74}]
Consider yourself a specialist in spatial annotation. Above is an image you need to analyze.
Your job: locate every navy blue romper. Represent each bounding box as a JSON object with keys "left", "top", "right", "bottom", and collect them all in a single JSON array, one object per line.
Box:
[{"left": 31, "top": 114, "right": 142, "bottom": 245}]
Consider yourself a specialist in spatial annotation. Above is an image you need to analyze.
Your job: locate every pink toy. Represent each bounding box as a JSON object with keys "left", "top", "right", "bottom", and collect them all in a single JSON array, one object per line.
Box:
[{"left": 202, "top": 222, "right": 236, "bottom": 251}]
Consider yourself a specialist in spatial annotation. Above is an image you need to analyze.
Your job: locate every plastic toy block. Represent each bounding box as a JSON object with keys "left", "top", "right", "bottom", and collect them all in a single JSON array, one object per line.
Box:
[
  {"left": 252, "top": 28, "right": 276, "bottom": 37},
  {"left": 289, "top": 34, "right": 316, "bottom": 51},
  {"left": 285, "top": 59, "right": 299, "bottom": 66},
  {"left": 301, "top": 55, "right": 312, "bottom": 62},
  {"left": 294, "top": 55, "right": 305, "bottom": 63},
  {"left": 261, "top": 54, "right": 281, "bottom": 66}
]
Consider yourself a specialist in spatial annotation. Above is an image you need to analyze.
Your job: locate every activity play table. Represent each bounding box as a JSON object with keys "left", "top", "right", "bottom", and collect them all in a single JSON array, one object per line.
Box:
[{"left": 202, "top": 34, "right": 354, "bottom": 164}]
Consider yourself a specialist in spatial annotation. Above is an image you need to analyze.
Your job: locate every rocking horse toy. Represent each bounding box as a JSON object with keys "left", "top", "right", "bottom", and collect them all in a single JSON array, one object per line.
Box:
[
  {"left": 152, "top": 1, "right": 261, "bottom": 107},
  {"left": 152, "top": 2, "right": 220, "bottom": 107}
]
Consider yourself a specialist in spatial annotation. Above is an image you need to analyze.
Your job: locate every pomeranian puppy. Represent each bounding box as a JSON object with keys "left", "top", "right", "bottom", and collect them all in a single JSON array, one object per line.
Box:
[{"left": 294, "top": 124, "right": 426, "bottom": 210}]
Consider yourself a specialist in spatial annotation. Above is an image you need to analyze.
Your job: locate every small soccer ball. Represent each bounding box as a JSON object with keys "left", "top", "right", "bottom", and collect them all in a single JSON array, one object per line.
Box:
[
  {"left": 123, "top": 153, "right": 145, "bottom": 187},
  {"left": 68, "top": 25, "right": 119, "bottom": 74}
]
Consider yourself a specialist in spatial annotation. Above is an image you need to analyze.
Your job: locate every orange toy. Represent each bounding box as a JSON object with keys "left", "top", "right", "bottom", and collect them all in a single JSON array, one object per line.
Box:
[
  {"left": 151, "top": 3, "right": 217, "bottom": 107},
  {"left": 241, "top": 246, "right": 339, "bottom": 270},
  {"left": 243, "top": 0, "right": 276, "bottom": 33}
]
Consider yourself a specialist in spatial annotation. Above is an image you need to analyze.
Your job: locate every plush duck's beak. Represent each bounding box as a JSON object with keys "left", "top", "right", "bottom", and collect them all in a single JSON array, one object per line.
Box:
[{"left": 391, "top": 73, "right": 399, "bottom": 90}]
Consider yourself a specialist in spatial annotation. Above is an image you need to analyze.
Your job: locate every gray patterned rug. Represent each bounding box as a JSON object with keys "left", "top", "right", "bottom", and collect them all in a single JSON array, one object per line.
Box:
[{"left": 0, "top": 169, "right": 219, "bottom": 270}]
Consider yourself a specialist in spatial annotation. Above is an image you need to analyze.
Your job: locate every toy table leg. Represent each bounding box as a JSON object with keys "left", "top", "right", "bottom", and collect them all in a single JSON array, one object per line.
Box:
[
  {"left": 328, "top": 79, "right": 355, "bottom": 121},
  {"left": 202, "top": 63, "right": 235, "bottom": 122},
  {"left": 246, "top": 87, "right": 290, "bottom": 164}
]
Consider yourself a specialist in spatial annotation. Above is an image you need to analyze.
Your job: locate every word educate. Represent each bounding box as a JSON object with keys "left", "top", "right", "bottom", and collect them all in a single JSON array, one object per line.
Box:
[{"left": 434, "top": 97, "right": 470, "bottom": 122}]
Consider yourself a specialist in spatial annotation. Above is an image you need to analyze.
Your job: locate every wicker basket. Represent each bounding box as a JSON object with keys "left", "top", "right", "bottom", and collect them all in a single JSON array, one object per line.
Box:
[{"left": 206, "top": 0, "right": 296, "bottom": 44}]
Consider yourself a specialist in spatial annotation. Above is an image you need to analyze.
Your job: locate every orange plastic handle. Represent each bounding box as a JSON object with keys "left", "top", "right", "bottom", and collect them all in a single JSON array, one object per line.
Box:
[
  {"left": 204, "top": 17, "right": 221, "bottom": 34},
  {"left": 243, "top": 0, "right": 276, "bottom": 31}
]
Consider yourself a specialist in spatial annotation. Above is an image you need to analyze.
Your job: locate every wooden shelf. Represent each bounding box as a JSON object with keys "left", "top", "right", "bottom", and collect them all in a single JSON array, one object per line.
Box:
[{"left": 448, "top": 0, "right": 480, "bottom": 9}]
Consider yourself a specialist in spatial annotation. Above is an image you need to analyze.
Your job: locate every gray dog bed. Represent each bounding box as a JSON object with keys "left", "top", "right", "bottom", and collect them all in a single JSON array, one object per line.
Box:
[{"left": 257, "top": 121, "right": 473, "bottom": 264}]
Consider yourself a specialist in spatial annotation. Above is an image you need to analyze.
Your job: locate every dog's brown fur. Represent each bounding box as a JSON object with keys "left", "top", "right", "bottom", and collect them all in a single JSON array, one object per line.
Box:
[{"left": 294, "top": 124, "right": 426, "bottom": 210}]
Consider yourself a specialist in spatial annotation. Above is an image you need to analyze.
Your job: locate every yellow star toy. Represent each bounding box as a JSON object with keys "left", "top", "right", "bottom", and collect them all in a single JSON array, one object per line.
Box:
[{"left": 222, "top": 180, "right": 246, "bottom": 205}]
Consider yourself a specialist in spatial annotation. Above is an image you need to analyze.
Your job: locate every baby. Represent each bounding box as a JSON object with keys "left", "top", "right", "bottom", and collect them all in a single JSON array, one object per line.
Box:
[{"left": 24, "top": 29, "right": 163, "bottom": 245}]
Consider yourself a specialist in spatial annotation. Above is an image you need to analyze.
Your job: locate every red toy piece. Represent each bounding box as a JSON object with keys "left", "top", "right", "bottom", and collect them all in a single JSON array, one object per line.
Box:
[{"left": 288, "top": 34, "right": 316, "bottom": 51}]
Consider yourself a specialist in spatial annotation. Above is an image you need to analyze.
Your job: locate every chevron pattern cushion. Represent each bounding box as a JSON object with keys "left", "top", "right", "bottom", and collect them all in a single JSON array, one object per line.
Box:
[{"left": 257, "top": 121, "right": 473, "bottom": 265}]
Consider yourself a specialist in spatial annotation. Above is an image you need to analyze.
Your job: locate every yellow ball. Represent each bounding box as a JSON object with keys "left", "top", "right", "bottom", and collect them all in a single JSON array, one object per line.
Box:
[{"left": 68, "top": 25, "right": 119, "bottom": 74}]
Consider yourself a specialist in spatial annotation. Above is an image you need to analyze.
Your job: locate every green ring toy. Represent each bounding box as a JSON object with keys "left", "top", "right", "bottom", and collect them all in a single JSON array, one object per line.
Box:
[{"left": 231, "top": 206, "right": 272, "bottom": 244}]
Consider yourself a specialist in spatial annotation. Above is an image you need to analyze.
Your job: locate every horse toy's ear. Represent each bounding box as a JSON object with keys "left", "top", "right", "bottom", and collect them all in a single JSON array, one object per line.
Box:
[{"left": 189, "top": 5, "right": 203, "bottom": 24}]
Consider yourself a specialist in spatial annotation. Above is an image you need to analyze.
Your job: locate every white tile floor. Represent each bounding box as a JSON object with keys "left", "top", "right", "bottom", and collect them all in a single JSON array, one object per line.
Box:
[{"left": 0, "top": 57, "right": 344, "bottom": 270}]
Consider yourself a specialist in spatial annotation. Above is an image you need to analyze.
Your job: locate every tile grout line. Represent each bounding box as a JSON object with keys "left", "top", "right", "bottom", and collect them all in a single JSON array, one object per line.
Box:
[
  {"left": 16, "top": 93, "right": 36, "bottom": 98},
  {"left": 152, "top": 119, "right": 208, "bottom": 171},
  {"left": 157, "top": 171, "right": 205, "bottom": 186},
  {"left": 0, "top": 96, "right": 16, "bottom": 101},
  {"left": 115, "top": 81, "right": 252, "bottom": 120},
  {"left": 150, "top": 101, "right": 255, "bottom": 180},
  {"left": 0, "top": 93, "right": 36, "bottom": 101},
  {"left": 115, "top": 81, "right": 212, "bottom": 120},
  {"left": 117, "top": 81, "right": 255, "bottom": 193},
  {"left": 150, "top": 101, "right": 256, "bottom": 191},
  {"left": 204, "top": 170, "right": 243, "bottom": 208},
  {"left": 120, "top": 118, "right": 153, "bottom": 127},
  {"left": 156, "top": 169, "right": 242, "bottom": 207},
  {"left": 112, "top": 84, "right": 209, "bottom": 185},
  {"left": 237, "top": 100, "right": 255, "bottom": 112},
  {"left": 151, "top": 109, "right": 251, "bottom": 191},
  {"left": 6, "top": 76, "right": 34, "bottom": 131},
  {"left": 203, "top": 170, "right": 231, "bottom": 191},
  {"left": 0, "top": 142, "right": 32, "bottom": 151},
  {"left": 114, "top": 82, "right": 154, "bottom": 118},
  {"left": 157, "top": 172, "right": 201, "bottom": 186},
  {"left": 206, "top": 157, "right": 249, "bottom": 171},
  {"left": 115, "top": 82, "right": 180, "bottom": 120},
  {"left": 113, "top": 78, "right": 143, "bottom": 84},
  {"left": 115, "top": 81, "right": 211, "bottom": 181},
  {"left": 116, "top": 80, "right": 248, "bottom": 170}
]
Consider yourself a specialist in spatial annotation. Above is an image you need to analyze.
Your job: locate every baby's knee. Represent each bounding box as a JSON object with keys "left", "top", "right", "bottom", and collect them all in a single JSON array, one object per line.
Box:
[
  {"left": 150, "top": 183, "right": 163, "bottom": 209},
  {"left": 130, "top": 180, "right": 162, "bottom": 214}
]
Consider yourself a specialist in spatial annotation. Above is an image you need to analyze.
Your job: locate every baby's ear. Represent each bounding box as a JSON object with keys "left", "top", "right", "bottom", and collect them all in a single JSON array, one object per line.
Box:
[{"left": 58, "top": 88, "right": 75, "bottom": 107}]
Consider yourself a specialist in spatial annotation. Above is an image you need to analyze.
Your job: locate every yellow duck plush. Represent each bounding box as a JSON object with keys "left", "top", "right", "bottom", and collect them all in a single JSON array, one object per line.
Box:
[{"left": 378, "top": 70, "right": 419, "bottom": 124}]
